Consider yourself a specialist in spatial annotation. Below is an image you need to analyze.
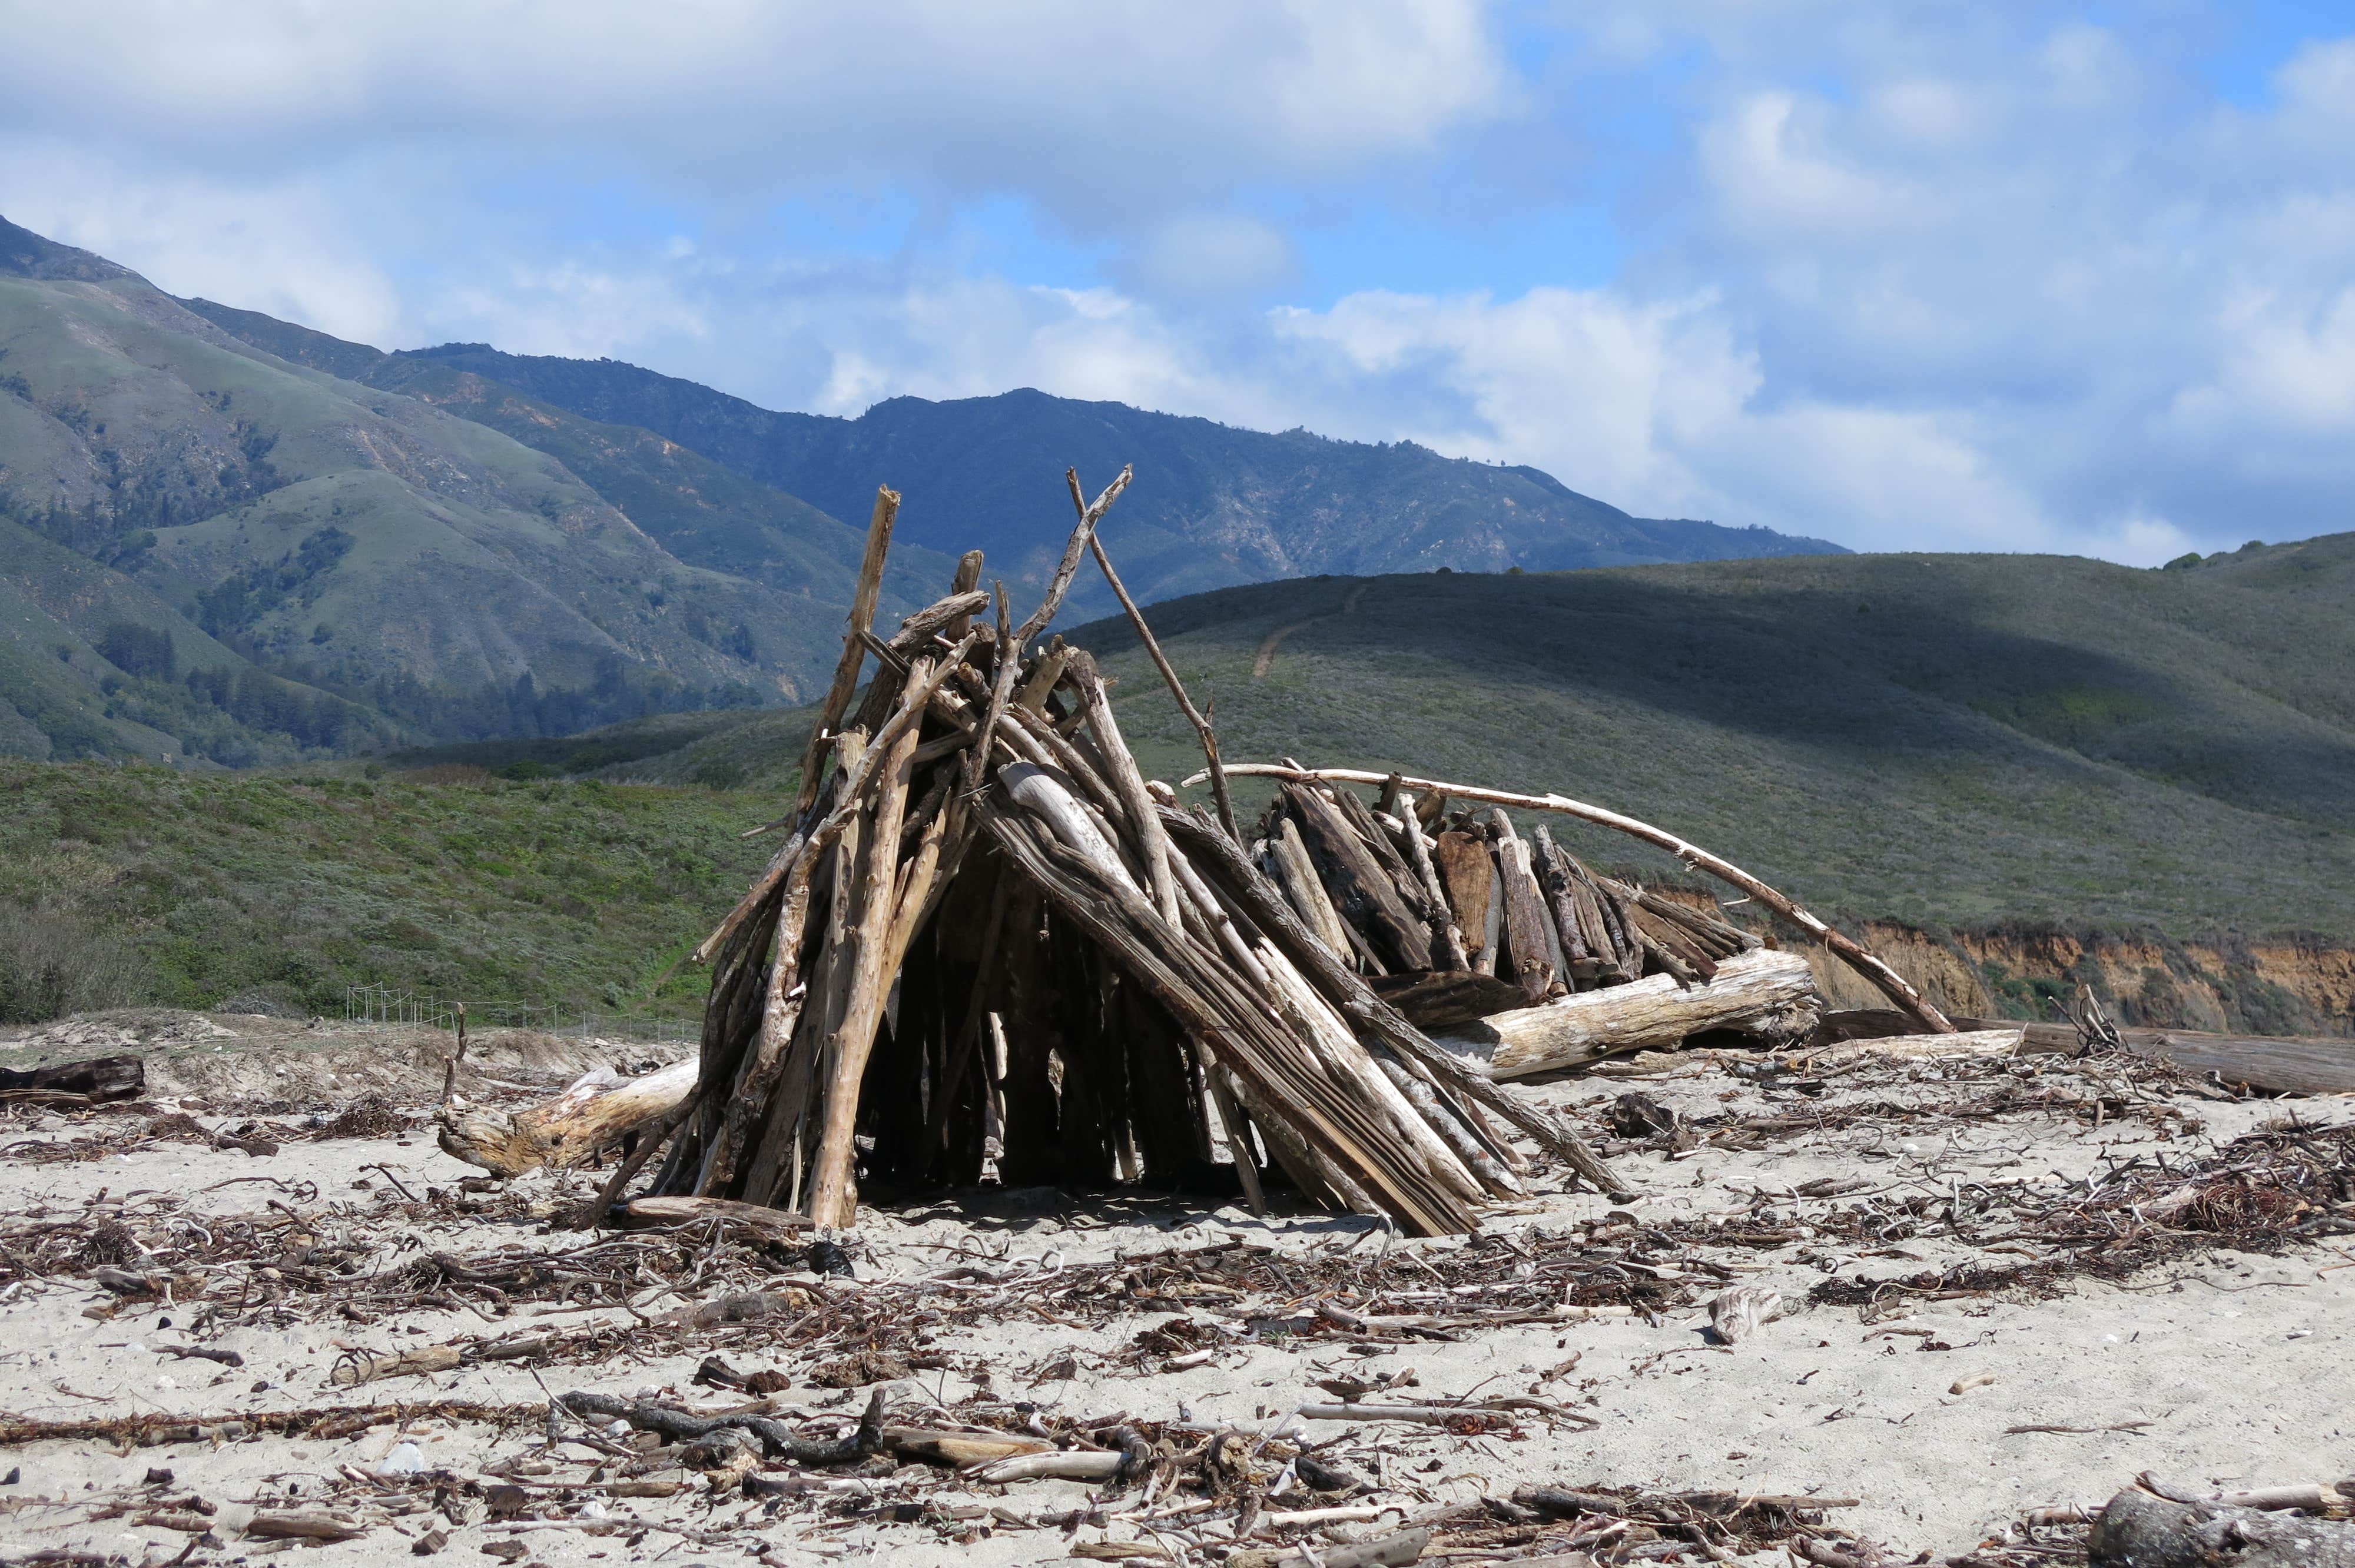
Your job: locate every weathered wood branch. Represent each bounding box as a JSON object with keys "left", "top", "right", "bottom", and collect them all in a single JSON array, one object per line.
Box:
[
  {"left": 1391, "top": 793, "right": 1469, "bottom": 971},
  {"left": 1077, "top": 479, "right": 1242, "bottom": 843},
  {"left": 438, "top": 1058, "right": 696, "bottom": 1177},
  {"left": 1488, "top": 810, "right": 1560, "bottom": 1004},
  {"left": 0, "top": 1054, "right": 143, "bottom": 1105},
  {"left": 805, "top": 664, "right": 934, "bottom": 1228},
  {"left": 792, "top": 486, "right": 899, "bottom": 819},
  {"left": 1268, "top": 816, "right": 1356, "bottom": 962},
  {"left": 1065, "top": 647, "right": 1181, "bottom": 926},
  {"left": 1431, "top": 829, "right": 1497, "bottom": 974},
  {"left": 964, "top": 465, "right": 1130, "bottom": 793}
]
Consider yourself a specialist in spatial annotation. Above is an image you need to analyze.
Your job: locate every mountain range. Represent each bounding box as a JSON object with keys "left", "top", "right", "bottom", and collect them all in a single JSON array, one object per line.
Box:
[
  {"left": 0, "top": 214, "right": 1839, "bottom": 764},
  {"left": 395, "top": 342, "right": 1840, "bottom": 605}
]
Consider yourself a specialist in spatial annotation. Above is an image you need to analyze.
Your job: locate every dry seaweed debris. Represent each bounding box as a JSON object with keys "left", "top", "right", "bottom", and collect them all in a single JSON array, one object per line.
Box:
[
  {"left": 0, "top": 1382, "right": 1880, "bottom": 1565},
  {"left": 0, "top": 1398, "right": 540, "bottom": 1450},
  {"left": 1807, "top": 1117, "right": 2355, "bottom": 1309},
  {"left": 310, "top": 1092, "right": 419, "bottom": 1140},
  {"left": 11, "top": 1205, "right": 1698, "bottom": 1378}
]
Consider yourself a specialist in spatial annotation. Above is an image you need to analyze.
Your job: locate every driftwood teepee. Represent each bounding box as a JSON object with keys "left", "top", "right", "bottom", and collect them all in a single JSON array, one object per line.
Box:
[{"left": 613, "top": 468, "right": 1628, "bottom": 1236}]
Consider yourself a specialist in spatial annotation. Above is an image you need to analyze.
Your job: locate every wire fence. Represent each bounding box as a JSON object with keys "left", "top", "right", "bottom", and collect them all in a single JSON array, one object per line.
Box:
[{"left": 341, "top": 985, "right": 698, "bottom": 1047}]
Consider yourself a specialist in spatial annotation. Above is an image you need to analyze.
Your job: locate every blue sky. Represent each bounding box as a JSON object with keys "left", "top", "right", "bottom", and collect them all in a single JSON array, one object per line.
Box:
[{"left": 4, "top": 1, "right": 2351, "bottom": 562}]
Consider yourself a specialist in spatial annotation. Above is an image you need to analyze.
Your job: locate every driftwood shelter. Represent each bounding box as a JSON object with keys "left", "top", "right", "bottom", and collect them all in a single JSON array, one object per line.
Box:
[{"left": 571, "top": 466, "right": 1959, "bottom": 1236}]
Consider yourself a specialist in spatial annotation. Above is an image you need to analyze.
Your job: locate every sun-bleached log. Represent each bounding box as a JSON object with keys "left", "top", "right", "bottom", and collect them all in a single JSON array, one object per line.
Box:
[
  {"left": 1437, "top": 948, "right": 1821, "bottom": 1080},
  {"left": 437, "top": 1057, "right": 697, "bottom": 1177}
]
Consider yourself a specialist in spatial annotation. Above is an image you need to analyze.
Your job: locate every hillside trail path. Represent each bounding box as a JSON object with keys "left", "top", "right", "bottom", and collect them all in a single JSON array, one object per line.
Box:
[{"left": 1253, "top": 579, "right": 1371, "bottom": 677}]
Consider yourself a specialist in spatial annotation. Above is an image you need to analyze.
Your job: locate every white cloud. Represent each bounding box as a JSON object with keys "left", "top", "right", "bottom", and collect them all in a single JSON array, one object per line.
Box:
[
  {"left": 0, "top": 2, "right": 1508, "bottom": 225},
  {"left": 0, "top": 143, "right": 409, "bottom": 346},
  {"left": 1120, "top": 215, "right": 1296, "bottom": 300},
  {"left": 1267, "top": 285, "right": 2098, "bottom": 556},
  {"left": 1622, "top": 12, "right": 2355, "bottom": 552}
]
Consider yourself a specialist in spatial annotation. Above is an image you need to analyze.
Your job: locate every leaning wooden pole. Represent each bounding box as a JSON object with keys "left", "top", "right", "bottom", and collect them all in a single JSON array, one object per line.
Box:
[
  {"left": 1077, "top": 475, "right": 1241, "bottom": 844},
  {"left": 964, "top": 465, "right": 1131, "bottom": 795},
  {"left": 792, "top": 486, "right": 901, "bottom": 819},
  {"left": 803, "top": 662, "right": 931, "bottom": 1228},
  {"left": 1194, "top": 764, "right": 1955, "bottom": 1035}
]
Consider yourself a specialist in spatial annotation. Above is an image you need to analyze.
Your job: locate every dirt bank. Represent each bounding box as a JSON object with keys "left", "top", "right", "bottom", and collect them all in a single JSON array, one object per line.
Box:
[{"left": 1639, "top": 893, "right": 2355, "bottom": 1037}]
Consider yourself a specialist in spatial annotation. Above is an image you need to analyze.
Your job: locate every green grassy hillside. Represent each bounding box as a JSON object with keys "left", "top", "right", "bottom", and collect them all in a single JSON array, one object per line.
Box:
[
  {"left": 0, "top": 758, "right": 785, "bottom": 1024},
  {"left": 0, "top": 514, "right": 395, "bottom": 766},
  {"left": 1069, "top": 535, "right": 2355, "bottom": 942},
  {"left": 0, "top": 217, "right": 942, "bottom": 763},
  {"left": 175, "top": 296, "right": 957, "bottom": 620},
  {"left": 428, "top": 534, "right": 2355, "bottom": 947},
  {"left": 8, "top": 537, "right": 2351, "bottom": 1027}
]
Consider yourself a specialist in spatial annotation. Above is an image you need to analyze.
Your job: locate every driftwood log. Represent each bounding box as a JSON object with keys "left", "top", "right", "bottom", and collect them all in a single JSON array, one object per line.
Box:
[
  {"left": 610, "top": 1194, "right": 811, "bottom": 1241},
  {"left": 1490, "top": 811, "right": 1561, "bottom": 1004},
  {"left": 1229, "top": 1528, "right": 1431, "bottom": 1568},
  {"left": 0, "top": 1054, "right": 144, "bottom": 1105},
  {"left": 437, "top": 1058, "right": 695, "bottom": 1177},
  {"left": 1431, "top": 829, "right": 1497, "bottom": 975},
  {"left": 2088, "top": 1487, "right": 2355, "bottom": 1568},
  {"left": 790, "top": 487, "right": 901, "bottom": 819},
  {"left": 1437, "top": 948, "right": 1820, "bottom": 1079}
]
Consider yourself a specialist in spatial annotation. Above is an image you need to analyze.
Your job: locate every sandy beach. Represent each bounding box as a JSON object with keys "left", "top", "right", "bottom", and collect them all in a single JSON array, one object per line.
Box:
[{"left": 1, "top": 1011, "right": 2346, "bottom": 1566}]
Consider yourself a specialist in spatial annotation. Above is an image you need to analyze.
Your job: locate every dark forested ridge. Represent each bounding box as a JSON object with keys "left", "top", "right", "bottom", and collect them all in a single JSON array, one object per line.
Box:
[{"left": 400, "top": 342, "right": 1844, "bottom": 619}]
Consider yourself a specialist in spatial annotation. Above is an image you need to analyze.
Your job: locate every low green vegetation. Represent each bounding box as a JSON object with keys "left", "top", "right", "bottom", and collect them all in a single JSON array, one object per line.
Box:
[
  {"left": 12, "top": 529, "right": 2353, "bottom": 1031},
  {"left": 0, "top": 759, "right": 788, "bottom": 1024}
]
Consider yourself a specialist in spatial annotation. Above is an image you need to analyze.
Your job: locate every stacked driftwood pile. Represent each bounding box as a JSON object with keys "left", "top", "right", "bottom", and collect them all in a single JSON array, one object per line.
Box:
[
  {"left": 579, "top": 463, "right": 1965, "bottom": 1237},
  {"left": 1241, "top": 782, "right": 1828, "bottom": 1081},
  {"left": 581, "top": 470, "right": 1624, "bottom": 1239}
]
